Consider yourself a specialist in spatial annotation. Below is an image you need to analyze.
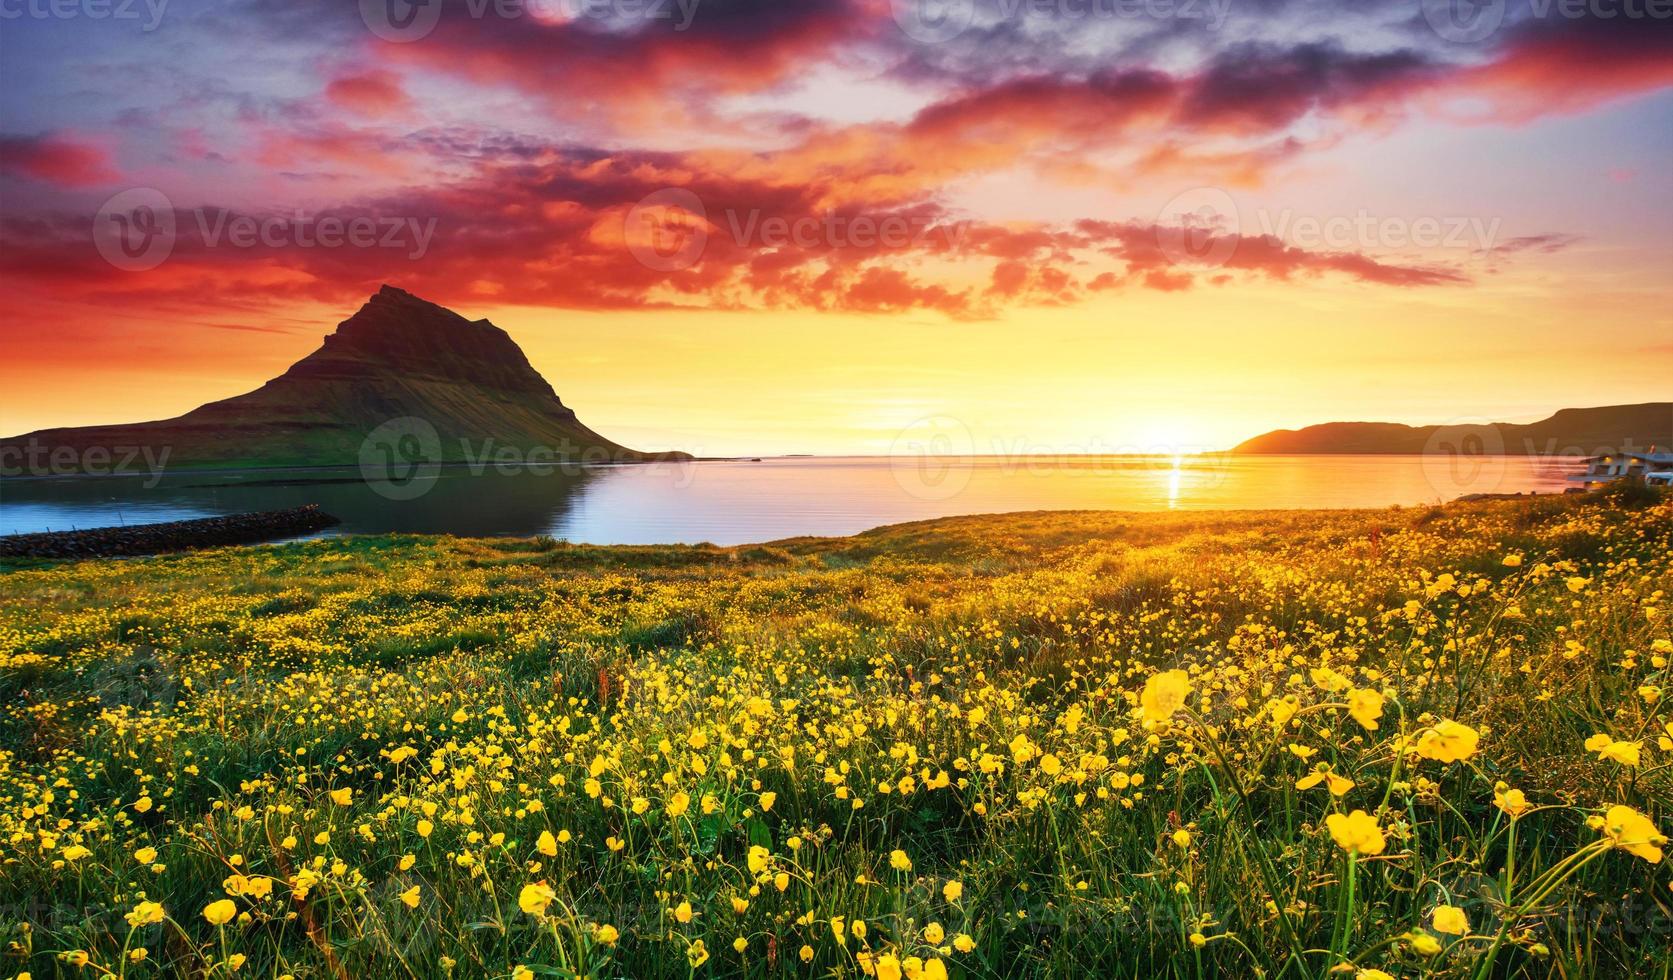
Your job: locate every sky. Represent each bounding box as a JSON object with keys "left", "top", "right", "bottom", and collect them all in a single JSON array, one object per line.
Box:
[{"left": 0, "top": 0, "right": 1669, "bottom": 456}]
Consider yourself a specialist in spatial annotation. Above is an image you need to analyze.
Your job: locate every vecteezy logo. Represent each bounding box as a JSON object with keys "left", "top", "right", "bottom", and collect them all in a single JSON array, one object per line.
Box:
[
  {"left": 93, "top": 188, "right": 176, "bottom": 272},
  {"left": 890, "top": 415, "right": 976, "bottom": 501},
  {"left": 1421, "top": 417, "right": 1507, "bottom": 499},
  {"left": 624, "top": 188, "right": 709, "bottom": 272},
  {"left": 360, "top": 0, "right": 444, "bottom": 42},
  {"left": 1421, "top": 0, "right": 1506, "bottom": 43},
  {"left": 1155, "top": 186, "right": 1239, "bottom": 270},
  {"left": 359, "top": 417, "right": 443, "bottom": 500},
  {"left": 890, "top": 0, "right": 975, "bottom": 44}
]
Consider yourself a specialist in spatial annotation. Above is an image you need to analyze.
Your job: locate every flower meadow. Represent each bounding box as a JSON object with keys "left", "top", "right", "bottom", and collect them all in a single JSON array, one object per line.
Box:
[{"left": 1, "top": 493, "right": 1669, "bottom": 979}]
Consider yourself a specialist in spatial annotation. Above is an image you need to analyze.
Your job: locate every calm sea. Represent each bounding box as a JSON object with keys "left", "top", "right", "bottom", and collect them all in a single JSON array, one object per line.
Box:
[{"left": 0, "top": 454, "right": 1581, "bottom": 546}]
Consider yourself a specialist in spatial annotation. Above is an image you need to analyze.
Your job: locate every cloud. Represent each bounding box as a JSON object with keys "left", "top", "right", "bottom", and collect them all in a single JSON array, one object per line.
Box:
[
  {"left": 0, "top": 133, "right": 119, "bottom": 187},
  {"left": 1450, "top": 13, "right": 1673, "bottom": 122},
  {"left": 325, "top": 70, "right": 414, "bottom": 117}
]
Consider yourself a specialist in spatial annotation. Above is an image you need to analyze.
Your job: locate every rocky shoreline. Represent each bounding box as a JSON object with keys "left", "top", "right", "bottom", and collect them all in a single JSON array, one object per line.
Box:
[{"left": 0, "top": 505, "right": 340, "bottom": 560}]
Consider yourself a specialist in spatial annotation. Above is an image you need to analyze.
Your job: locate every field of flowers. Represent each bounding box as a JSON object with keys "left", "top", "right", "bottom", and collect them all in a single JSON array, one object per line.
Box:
[{"left": 1, "top": 490, "right": 1669, "bottom": 979}]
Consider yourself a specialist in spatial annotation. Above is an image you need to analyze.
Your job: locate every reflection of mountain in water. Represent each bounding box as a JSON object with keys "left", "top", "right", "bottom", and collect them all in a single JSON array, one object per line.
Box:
[{"left": 0, "top": 465, "right": 605, "bottom": 538}]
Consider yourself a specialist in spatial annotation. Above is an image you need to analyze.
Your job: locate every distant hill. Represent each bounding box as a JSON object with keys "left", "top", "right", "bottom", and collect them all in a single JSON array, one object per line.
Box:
[
  {"left": 1233, "top": 403, "right": 1673, "bottom": 455},
  {"left": 1, "top": 286, "right": 686, "bottom": 472}
]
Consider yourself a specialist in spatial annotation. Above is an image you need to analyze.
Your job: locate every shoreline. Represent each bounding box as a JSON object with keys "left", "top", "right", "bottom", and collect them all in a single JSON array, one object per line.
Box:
[{"left": 0, "top": 505, "right": 340, "bottom": 559}]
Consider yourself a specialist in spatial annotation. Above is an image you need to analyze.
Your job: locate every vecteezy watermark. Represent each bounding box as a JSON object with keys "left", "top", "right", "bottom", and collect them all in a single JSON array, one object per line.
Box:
[
  {"left": 94, "top": 187, "right": 176, "bottom": 271},
  {"left": 0, "top": 0, "right": 167, "bottom": 30},
  {"left": 93, "top": 188, "right": 439, "bottom": 271},
  {"left": 358, "top": 418, "right": 699, "bottom": 500},
  {"left": 1154, "top": 186, "right": 1503, "bottom": 269},
  {"left": 1422, "top": 0, "right": 1672, "bottom": 44},
  {"left": 1255, "top": 209, "right": 1502, "bottom": 252},
  {"left": 1421, "top": 418, "right": 1510, "bottom": 498},
  {"left": 358, "top": 0, "right": 702, "bottom": 42},
  {"left": 359, "top": 417, "right": 444, "bottom": 501},
  {"left": 623, "top": 188, "right": 972, "bottom": 272},
  {"left": 624, "top": 188, "right": 709, "bottom": 273},
  {"left": 891, "top": 0, "right": 1231, "bottom": 44},
  {"left": 890, "top": 416, "right": 978, "bottom": 500},
  {"left": 0, "top": 439, "right": 172, "bottom": 487},
  {"left": 1156, "top": 187, "right": 1240, "bottom": 269}
]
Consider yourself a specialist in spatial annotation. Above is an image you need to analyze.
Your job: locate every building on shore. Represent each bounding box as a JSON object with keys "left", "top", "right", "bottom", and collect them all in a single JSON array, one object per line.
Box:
[{"left": 1568, "top": 451, "right": 1673, "bottom": 488}]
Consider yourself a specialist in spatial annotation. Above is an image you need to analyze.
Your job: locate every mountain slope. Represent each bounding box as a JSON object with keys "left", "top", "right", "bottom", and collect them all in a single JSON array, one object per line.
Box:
[
  {"left": 2, "top": 286, "right": 681, "bottom": 471},
  {"left": 1233, "top": 403, "right": 1673, "bottom": 455}
]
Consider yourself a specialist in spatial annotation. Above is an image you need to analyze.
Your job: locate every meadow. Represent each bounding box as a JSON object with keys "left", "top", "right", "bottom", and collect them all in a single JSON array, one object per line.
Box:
[{"left": 0, "top": 489, "right": 1669, "bottom": 978}]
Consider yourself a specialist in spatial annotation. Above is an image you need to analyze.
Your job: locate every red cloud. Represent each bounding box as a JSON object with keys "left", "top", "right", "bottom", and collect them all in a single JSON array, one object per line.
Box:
[
  {"left": 1453, "top": 16, "right": 1673, "bottom": 122},
  {"left": 0, "top": 133, "right": 118, "bottom": 187},
  {"left": 325, "top": 70, "right": 413, "bottom": 117}
]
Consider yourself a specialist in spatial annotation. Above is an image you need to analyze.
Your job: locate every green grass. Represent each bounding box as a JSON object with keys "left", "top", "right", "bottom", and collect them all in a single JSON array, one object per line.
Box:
[{"left": 0, "top": 492, "right": 1669, "bottom": 979}]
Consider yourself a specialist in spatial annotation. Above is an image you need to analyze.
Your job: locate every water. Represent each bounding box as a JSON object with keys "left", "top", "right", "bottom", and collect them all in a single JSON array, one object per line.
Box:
[{"left": 0, "top": 454, "right": 1581, "bottom": 546}]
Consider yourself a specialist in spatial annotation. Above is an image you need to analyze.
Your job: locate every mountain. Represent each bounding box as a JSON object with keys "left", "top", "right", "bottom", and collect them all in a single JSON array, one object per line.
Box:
[
  {"left": 2, "top": 286, "right": 685, "bottom": 472},
  {"left": 1233, "top": 403, "right": 1673, "bottom": 455}
]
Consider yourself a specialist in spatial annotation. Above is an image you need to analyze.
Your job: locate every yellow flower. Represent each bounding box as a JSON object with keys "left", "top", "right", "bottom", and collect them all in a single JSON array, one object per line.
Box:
[
  {"left": 518, "top": 882, "right": 555, "bottom": 916},
  {"left": 202, "top": 900, "right": 238, "bottom": 926},
  {"left": 134, "top": 846, "right": 157, "bottom": 864},
  {"left": 1414, "top": 720, "right": 1479, "bottom": 763},
  {"left": 125, "top": 901, "right": 165, "bottom": 928},
  {"left": 1493, "top": 787, "right": 1530, "bottom": 819},
  {"left": 1432, "top": 904, "right": 1469, "bottom": 936},
  {"left": 133, "top": 797, "right": 154, "bottom": 813},
  {"left": 890, "top": 849, "right": 913, "bottom": 872},
  {"left": 1584, "top": 734, "right": 1641, "bottom": 767},
  {"left": 537, "top": 830, "right": 558, "bottom": 856},
  {"left": 329, "top": 787, "right": 353, "bottom": 806},
  {"left": 512, "top": 967, "right": 533, "bottom": 980},
  {"left": 399, "top": 885, "right": 421, "bottom": 909},
  {"left": 416, "top": 819, "right": 433, "bottom": 838},
  {"left": 922, "top": 962, "right": 949, "bottom": 980},
  {"left": 953, "top": 934, "right": 975, "bottom": 953},
  {"left": 686, "top": 940, "right": 709, "bottom": 968},
  {"left": 1358, "top": 971, "right": 1395, "bottom": 980},
  {"left": 1171, "top": 829, "right": 1191, "bottom": 848},
  {"left": 673, "top": 900, "right": 694, "bottom": 924},
  {"left": 1406, "top": 929, "right": 1443, "bottom": 956},
  {"left": 1140, "top": 669, "right": 1191, "bottom": 723},
  {"left": 1600, "top": 805, "right": 1665, "bottom": 863},
  {"left": 875, "top": 953, "right": 903, "bottom": 980},
  {"left": 61, "top": 844, "right": 91, "bottom": 861},
  {"left": 800, "top": 945, "right": 815, "bottom": 962},
  {"left": 666, "top": 791, "right": 691, "bottom": 818},
  {"left": 1346, "top": 688, "right": 1384, "bottom": 731},
  {"left": 924, "top": 922, "right": 945, "bottom": 944},
  {"left": 747, "top": 845, "right": 770, "bottom": 874},
  {"left": 759, "top": 791, "right": 777, "bottom": 811},
  {"left": 943, "top": 880, "right": 963, "bottom": 902},
  {"left": 1324, "top": 809, "right": 1386, "bottom": 856},
  {"left": 596, "top": 924, "right": 620, "bottom": 945},
  {"left": 1296, "top": 770, "right": 1355, "bottom": 796}
]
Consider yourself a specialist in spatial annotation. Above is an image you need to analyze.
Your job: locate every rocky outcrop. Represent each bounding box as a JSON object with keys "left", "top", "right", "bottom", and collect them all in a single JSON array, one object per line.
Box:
[
  {"left": 0, "top": 286, "right": 684, "bottom": 471},
  {"left": 0, "top": 505, "right": 340, "bottom": 559}
]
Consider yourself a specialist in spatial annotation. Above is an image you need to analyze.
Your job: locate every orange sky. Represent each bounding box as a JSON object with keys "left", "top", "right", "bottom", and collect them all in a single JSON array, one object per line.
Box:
[{"left": 2, "top": 1, "right": 1670, "bottom": 455}]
